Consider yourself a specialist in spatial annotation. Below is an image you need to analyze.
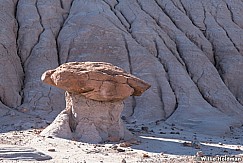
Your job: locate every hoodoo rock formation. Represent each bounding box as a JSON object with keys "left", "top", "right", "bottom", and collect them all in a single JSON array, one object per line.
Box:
[
  {"left": 0, "top": 0, "right": 243, "bottom": 136},
  {"left": 40, "top": 62, "right": 150, "bottom": 143}
]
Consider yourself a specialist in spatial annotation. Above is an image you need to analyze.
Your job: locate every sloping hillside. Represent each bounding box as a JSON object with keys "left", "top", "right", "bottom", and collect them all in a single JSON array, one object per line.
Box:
[{"left": 0, "top": 0, "right": 243, "bottom": 135}]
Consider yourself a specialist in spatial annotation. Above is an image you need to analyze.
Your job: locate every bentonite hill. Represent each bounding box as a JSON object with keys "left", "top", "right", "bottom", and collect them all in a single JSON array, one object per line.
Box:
[
  {"left": 1, "top": 0, "right": 243, "bottom": 162},
  {"left": 1, "top": 0, "right": 243, "bottom": 139}
]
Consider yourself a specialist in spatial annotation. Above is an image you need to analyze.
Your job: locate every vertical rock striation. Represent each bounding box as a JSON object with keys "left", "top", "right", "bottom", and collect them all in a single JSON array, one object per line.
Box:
[
  {"left": 0, "top": 0, "right": 23, "bottom": 109},
  {"left": 16, "top": 0, "right": 67, "bottom": 116}
]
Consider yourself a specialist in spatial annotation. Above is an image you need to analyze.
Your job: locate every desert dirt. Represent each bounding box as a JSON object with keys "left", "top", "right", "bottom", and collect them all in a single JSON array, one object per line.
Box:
[{"left": 0, "top": 112, "right": 242, "bottom": 163}]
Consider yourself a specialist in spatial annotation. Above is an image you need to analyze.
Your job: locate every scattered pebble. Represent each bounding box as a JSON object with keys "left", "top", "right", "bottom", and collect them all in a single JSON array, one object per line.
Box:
[
  {"left": 110, "top": 145, "right": 118, "bottom": 150},
  {"left": 196, "top": 151, "right": 204, "bottom": 157},
  {"left": 117, "top": 148, "right": 125, "bottom": 152},
  {"left": 121, "top": 116, "right": 126, "bottom": 120},
  {"left": 194, "top": 144, "right": 201, "bottom": 149},
  {"left": 121, "top": 158, "right": 126, "bottom": 163},
  {"left": 182, "top": 141, "right": 200, "bottom": 149},
  {"left": 45, "top": 121, "right": 52, "bottom": 125},
  {"left": 141, "top": 127, "right": 148, "bottom": 132},
  {"left": 128, "top": 128, "right": 135, "bottom": 132},
  {"left": 143, "top": 153, "right": 150, "bottom": 158},
  {"left": 182, "top": 142, "right": 193, "bottom": 147},
  {"left": 120, "top": 142, "right": 131, "bottom": 147},
  {"left": 94, "top": 144, "right": 105, "bottom": 148},
  {"left": 235, "top": 148, "right": 241, "bottom": 151},
  {"left": 218, "top": 142, "right": 223, "bottom": 145},
  {"left": 34, "top": 129, "right": 42, "bottom": 134},
  {"left": 48, "top": 148, "right": 56, "bottom": 152}
]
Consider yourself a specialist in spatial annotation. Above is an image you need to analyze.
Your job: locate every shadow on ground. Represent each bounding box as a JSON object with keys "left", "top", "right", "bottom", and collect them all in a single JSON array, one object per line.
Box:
[
  {"left": 0, "top": 145, "right": 52, "bottom": 161},
  {"left": 0, "top": 111, "right": 56, "bottom": 133},
  {"left": 131, "top": 132, "right": 243, "bottom": 156}
]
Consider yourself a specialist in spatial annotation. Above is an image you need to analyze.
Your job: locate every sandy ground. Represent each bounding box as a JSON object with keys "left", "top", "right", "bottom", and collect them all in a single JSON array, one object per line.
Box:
[{"left": 0, "top": 113, "right": 243, "bottom": 163}]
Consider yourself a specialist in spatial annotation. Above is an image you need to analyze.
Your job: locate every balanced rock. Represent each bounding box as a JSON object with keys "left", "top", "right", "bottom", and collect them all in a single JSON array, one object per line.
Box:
[
  {"left": 41, "top": 62, "right": 150, "bottom": 101},
  {"left": 40, "top": 62, "right": 150, "bottom": 143}
]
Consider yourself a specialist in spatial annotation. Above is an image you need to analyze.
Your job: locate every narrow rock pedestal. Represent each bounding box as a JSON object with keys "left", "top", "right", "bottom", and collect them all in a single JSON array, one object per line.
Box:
[
  {"left": 41, "top": 92, "right": 128, "bottom": 143},
  {"left": 40, "top": 62, "right": 150, "bottom": 143}
]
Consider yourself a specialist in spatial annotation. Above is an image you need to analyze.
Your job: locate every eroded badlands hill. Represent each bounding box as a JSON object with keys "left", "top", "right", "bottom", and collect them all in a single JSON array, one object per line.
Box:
[{"left": 0, "top": 0, "right": 243, "bottom": 134}]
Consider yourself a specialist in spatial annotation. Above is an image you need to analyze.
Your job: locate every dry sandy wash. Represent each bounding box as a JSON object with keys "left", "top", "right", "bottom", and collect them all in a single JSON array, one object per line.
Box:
[{"left": 0, "top": 0, "right": 243, "bottom": 162}]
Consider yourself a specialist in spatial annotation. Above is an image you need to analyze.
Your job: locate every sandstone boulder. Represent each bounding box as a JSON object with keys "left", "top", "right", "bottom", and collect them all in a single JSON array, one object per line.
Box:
[
  {"left": 40, "top": 62, "right": 150, "bottom": 143},
  {"left": 41, "top": 62, "right": 150, "bottom": 101}
]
